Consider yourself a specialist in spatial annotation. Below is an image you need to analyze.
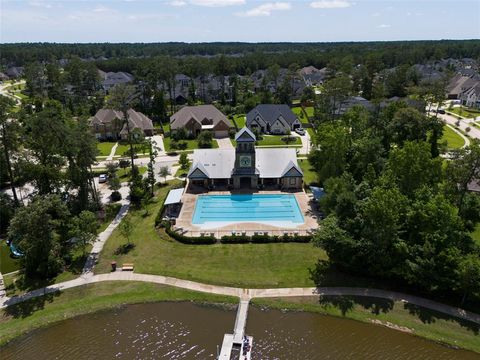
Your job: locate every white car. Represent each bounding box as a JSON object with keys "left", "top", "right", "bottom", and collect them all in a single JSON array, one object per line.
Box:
[
  {"left": 98, "top": 174, "right": 108, "bottom": 183},
  {"left": 295, "top": 128, "right": 306, "bottom": 135}
]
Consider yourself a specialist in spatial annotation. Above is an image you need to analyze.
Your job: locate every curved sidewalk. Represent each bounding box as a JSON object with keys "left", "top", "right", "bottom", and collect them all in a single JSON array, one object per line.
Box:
[{"left": 1, "top": 272, "right": 479, "bottom": 326}]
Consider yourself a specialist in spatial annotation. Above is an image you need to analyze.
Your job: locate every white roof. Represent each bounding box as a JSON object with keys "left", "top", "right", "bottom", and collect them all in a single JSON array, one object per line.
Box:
[
  {"left": 164, "top": 188, "right": 185, "bottom": 205},
  {"left": 190, "top": 149, "right": 235, "bottom": 179},
  {"left": 201, "top": 124, "right": 215, "bottom": 130},
  {"left": 188, "top": 148, "right": 302, "bottom": 179},
  {"left": 256, "top": 148, "right": 300, "bottom": 178}
]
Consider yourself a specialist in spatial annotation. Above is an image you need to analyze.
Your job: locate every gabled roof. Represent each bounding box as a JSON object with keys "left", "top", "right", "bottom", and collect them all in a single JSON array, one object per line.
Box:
[
  {"left": 164, "top": 188, "right": 185, "bottom": 205},
  {"left": 246, "top": 104, "right": 298, "bottom": 127},
  {"left": 89, "top": 108, "right": 153, "bottom": 133},
  {"left": 170, "top": 105, "right": 232, "bottom": 130},
  {"left": 188, "top": 149, "right": 235, "bottom": 179},
  {"left": 235, "top": 127, "right": 256, "bottom": 142},
  {"left": 281, "top": 161, "right": 304, "bottom": 177}
]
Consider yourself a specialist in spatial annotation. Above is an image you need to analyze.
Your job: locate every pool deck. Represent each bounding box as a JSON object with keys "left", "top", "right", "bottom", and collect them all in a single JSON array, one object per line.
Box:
[{"left": 174, "top": 190, "right": 319, "bottom": 238}]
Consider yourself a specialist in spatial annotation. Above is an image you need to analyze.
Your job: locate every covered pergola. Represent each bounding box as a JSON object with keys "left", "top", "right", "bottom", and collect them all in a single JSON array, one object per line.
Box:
[{"left": 163, "top": 187, "right": 185, "bottom": 219}]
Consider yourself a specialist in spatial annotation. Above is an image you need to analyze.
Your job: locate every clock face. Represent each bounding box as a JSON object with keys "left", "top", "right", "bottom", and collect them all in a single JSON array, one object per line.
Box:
[{"left": 239, "top": 155, "right": 251, "bottom": 167}]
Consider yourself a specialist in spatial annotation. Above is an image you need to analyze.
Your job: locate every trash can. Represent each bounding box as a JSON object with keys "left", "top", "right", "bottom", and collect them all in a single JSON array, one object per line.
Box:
[{"left": 111, "top": 261, "right": 117, "bottom": 272}]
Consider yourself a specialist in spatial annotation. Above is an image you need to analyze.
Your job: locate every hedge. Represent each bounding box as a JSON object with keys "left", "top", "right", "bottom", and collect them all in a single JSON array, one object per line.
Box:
[
  {"left": 221, "top": 233, "right": 311, "bottom": 244},
  {"left": 160, "top": 220, "right": 216, "bottom": 245}
]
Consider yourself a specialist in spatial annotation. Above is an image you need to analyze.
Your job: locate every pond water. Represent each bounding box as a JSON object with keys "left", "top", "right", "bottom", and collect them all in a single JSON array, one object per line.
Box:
[{"left": 1, "top": 302, "right": 478, "bottom": 360}]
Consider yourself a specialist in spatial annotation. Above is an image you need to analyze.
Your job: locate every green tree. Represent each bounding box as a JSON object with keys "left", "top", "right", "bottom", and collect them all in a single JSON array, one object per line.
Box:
[
  {"left": 179, "top": 152, "right": 189, "bottom": 170},
  {"left": 197, "top": 130, "right": 213, "bottom": 148},
  {"left": 72, "top": 210, "right": 98, "bottom": 256},
  {"left": 119, "top": 217, "right": 133, "bottom": 245},
  {"left": 8, "top": 195, "right": 70, "bottom": 278},
  {"left": 159, "top": 166, "right": 170, "bottom": 184},
  {"left": 0, "top": 95, "right": 21, "bottom": 204},
  {"left": 388, "top": 107, "right": 429, "bottom": 146},
  {"left": 456, "top": 254, "right": 480, "bottom": 305},
  {"left": 147, "top": 140, "right": 156, "bottom": 196}
]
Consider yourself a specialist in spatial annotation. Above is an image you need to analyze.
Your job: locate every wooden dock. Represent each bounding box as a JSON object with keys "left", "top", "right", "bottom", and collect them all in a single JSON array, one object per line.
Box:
[
  {"left": 218, "top": 334, "right": 234, "bottom": 360},
  {"left": 233, "top": 299, "right": 250, "bottom": 344},
  {"left": 217, "top": 299, "right": 252, "bottom": 360}
]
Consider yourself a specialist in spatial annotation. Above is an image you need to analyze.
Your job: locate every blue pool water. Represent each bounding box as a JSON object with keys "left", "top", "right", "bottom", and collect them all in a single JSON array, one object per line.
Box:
[{"left": 192, "top": 194, "right": 304, "bottom": 226}]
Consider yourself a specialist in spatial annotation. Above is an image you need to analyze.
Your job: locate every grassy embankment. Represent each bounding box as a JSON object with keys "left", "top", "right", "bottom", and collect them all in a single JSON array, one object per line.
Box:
[
  {"left": 253, "top": 296, "right": 480, "bottom": 354},
  {"left": 0, "top": 281, "right": 236, "bottom": 347},
  {"left": 441, "top": 125, "right": 465, "bottom": 149},
  {"left": 448, "top": 106, "right": 480, "bottom": 119}
]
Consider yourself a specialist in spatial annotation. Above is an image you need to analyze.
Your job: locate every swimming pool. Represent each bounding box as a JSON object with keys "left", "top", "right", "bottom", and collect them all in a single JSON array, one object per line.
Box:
[{"left": 192, "top": 194, "right": 304, "bottom": 227}]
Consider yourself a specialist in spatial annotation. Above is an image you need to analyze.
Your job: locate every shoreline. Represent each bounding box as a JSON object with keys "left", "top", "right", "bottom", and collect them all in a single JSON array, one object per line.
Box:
[{"left": 0, "top": 281, "right": 479, "bottom": 354}]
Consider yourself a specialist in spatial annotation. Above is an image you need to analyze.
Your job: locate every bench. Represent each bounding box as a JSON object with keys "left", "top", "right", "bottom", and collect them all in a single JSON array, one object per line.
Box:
[{"left": 122, "top": 263, "right": 134, "bottom": 271}]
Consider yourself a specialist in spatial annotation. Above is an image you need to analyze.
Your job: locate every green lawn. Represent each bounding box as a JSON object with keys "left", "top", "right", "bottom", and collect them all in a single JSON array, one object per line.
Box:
[
  {"left": 291, "top": 107, "right": 312, "bottom": 125},
  {"left": 233, "top": 114, "right": 246, "bottom": 129},
  {"left": 96, "top": 142, "right": 116, "bottom": 157},
  {"left": 0, "top": 281, "right": 236, "bottom": 347},
  {"left": 448, "top": 106, "right": 480, "bottom": 119},
  {"left": 256, "top": 135, "right": 302, "bottom": 147},
  {"left": 163, "top": 137, "right": 218, "bottom": 152},
  {"left": 253, "top": 296, "right": 480, "bottom": 354},
  {"left": 115, "top": 143, "right": 149, "bottom": 157},
  {"left": 96, "top": 181, "right": 326, "bottom": 288},
  {"left": 117, "top": 166, "right": 147, "bottom": 180},
  {"left": 298, "top": 159, "right": 318, "bottom": 185},
  {"left": 0, "top": 241, "right": 21, "bottom": 274},
  {"left": 304, "top": 106, "right": 314, "bottom": 118},
  {"left": 441, "top": 125, "right": 465, "bottom": 149}
]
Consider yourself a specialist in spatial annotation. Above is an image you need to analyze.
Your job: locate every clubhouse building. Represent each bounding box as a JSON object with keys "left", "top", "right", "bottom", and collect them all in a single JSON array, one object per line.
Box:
[{"left": 187, "top": 127, "right": 303, "bottom": 190}]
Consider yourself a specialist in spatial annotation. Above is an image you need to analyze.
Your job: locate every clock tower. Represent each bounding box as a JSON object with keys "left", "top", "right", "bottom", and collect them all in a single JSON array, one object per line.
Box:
[{"left": 232, "top": 127, "right": 258, "bottom": 189}]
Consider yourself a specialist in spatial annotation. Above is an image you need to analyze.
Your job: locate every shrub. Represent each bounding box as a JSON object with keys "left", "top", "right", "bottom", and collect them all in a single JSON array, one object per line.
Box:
[
  {"left": 198, "top": 130, "right": 213, "bottom": 148},
  {"left": 110, "top": 191, "right": 122, "bottom": 202},
  {"left": 220, "top": 235, "right": 250, "bottom": 243}
]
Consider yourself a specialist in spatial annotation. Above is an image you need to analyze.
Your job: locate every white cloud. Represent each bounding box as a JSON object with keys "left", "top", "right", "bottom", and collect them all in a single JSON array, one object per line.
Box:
[
  {"left": 28, "top": 1, "right": 53, "bottom": 9},
  {"left": 93, "top": 5, "right": 111, "bottom": 13},
  {"left": 377, "top": 24, "right": 390, "bottom": 28},
  {"left": 168, "top": 0, "right": 187, "bottom": 6},
  {"left": 190, "top": 0, "right": 245, "bottom": 6},
  {"left": 310, "top": 0, "right": 351, "bottom": 9},
  {"left": 371, "top": 11, "right": 380, "bottom": 17},
  {"left": 237, "top": 2, "right": 291, "bottom": 17}
]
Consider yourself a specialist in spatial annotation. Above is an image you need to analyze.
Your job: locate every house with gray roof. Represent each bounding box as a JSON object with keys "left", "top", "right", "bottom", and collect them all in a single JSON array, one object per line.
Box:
[
  {"left": 89, "top": 108, "right": 154, "bottom": 141},
  {"left": 299, "top": 66, "right": 327, "bottom": 87},
  {"left": 188, "top": 127, "right": 303, "bottom": 190},
  {"left": 98, "top": 70, "right": 134, "bottom": 92},
  {"left": 246, "top": 104, "right": 301, "bottom": 135},
  {"left": 170, "top": 104, "right": 233, "bottom": 138}
]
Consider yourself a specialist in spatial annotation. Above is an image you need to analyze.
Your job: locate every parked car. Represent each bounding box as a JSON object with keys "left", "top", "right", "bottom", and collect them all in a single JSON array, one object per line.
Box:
[
  {"left": 98, "top": 174, "right": 108, "bottom": 183},
  {"left": 295, "top": 128, "right": 306, "bottom": 135},
  {"left": 437, "top": 109, "right": 446, "bottom": 114}
]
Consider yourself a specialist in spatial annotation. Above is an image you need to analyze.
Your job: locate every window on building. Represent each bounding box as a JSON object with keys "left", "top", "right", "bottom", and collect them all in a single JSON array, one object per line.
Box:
[{"left": 289, "top": 177, "right": 296, "bottom": 185}]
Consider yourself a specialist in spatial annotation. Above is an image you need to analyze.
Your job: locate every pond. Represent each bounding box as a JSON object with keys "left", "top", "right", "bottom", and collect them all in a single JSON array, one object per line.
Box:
[{"left": 1, "top": 302, "right": 478, "bottom": 359}]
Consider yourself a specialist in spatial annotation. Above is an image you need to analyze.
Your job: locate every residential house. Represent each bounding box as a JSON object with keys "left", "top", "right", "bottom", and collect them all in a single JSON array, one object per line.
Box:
[
  {"left": 98, "top": 70, "right": 134, "bottom": 92},
  {"left": 5, "top": 67, "right": 24, "bottom": 79},
  {"left": 446, "top": 74, "right": 479, "bottom": 99},
  {"left": 460, "top": 84, "right": 480, "bottom": 109},
  {"left": 299, "top": 66, "right": 327, "bottom": 87},
  {"left": 170, "top": 104, "right": 233, "bottom": 138},
  {"left": 188, "top": 127, "right": 303, "bottom": 190},
  {"left": 89, "top": 108, "right": 154, "bottom": 141},
  {"left": 246, "top": 104, "right": 301, "bottom": 134}
]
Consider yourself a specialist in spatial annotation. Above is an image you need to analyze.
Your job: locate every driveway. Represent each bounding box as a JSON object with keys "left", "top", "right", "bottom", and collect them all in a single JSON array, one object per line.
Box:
[
  {"left": 215, "top": 136, "right": 234, "bottom": 149},
  {"left": 291, "top": 131, "right": 312, "bottom": 155}
]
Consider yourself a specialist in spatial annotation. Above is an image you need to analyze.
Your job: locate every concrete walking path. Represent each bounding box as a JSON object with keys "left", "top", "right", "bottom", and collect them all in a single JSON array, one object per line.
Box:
[
  {"left": 216, "top": 137, "right": 234, "bottom": 149},
  {"left": 82, "top": 204, "right": 130, "bottom": 276},
  {"left": 1, "top": 271, "right": 479, "bottom": 326},
  {"left": 106, "top": 142, "right": 118, "bottom": 161}
]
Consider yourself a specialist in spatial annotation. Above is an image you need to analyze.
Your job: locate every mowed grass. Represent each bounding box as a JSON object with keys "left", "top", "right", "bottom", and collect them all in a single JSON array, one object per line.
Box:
[
  {"left": 441, "top": 125, "right": 465, "bottom": 149},
  {"left": 0, "top": 241, "right": 20, "bottom": 274},
  {"left": 472, "top": 224, "right": 480, "bottom": 247},
  {"left": 0, "top": 281, "right": 236, "bottom": 347},
  {"left": 256, "top": 135, "right": 302, "bottom": 146},
  {"left": 298, "top": 158, "right": 318, "bottom": 186},
  {"left": 448, "top": 106, "right": 480, "bottom": 119},
  {"left": 96, "top": 181, "right": 325, "bottom": 288},
  {"left": 163, "top": 137, "right": 219, "bottom": 152},
  {"left": 96, "top": 141, "right": 116, "bottom": 156},
  {"left": 233, "top": 114, "right": 246, "bottom": 129},
  {"left": 253, "top": 296, "right": 480, "bottom": 354}
]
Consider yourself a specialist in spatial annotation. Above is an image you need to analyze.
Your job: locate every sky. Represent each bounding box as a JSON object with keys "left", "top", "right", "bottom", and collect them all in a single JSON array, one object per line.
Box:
[{"left": 1, "top": 0, "right": 479, "bottom": 43}]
